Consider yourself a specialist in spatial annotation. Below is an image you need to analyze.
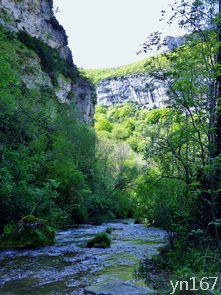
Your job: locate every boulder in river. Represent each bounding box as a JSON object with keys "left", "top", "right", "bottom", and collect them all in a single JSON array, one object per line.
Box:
[{"left": 86, "top": 232, "right": 111, "bottom": 248}]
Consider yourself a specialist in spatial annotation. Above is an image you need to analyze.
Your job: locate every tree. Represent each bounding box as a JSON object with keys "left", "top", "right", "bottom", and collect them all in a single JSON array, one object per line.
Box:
[{"left": 140, "top": 0, "right": 221, "bottom": 248}]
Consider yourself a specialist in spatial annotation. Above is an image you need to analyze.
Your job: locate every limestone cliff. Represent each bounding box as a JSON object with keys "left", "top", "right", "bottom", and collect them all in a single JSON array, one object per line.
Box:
[
  {"left": 92, "top": 35, "right": 185, "bottom": 109},
  {"left": 96, "top": 73, "right": 169, "bottom": 109},
  {"left": 0, "top": 0, "right": 94, "bottom": 122}
]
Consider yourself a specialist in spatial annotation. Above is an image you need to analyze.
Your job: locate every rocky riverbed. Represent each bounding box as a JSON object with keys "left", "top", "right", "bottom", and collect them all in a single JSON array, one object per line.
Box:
[{"left": 0, "top": 219, "right": 167, "bottom": 295}]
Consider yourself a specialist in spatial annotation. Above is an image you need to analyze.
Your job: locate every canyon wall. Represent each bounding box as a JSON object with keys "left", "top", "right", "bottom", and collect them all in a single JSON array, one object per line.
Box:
[
  {"left": 0, "top": 0, "right": 94, "bottom": 122},
  {"left": 96, "top": 73, "right": 169, "bottom": 109}
]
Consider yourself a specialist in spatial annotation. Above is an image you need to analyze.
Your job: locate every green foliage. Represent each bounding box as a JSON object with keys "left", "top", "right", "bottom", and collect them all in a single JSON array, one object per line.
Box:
[
  {"left": 0, "top": 26, "right": 108, "bottom": 240},
  {"left": 0, "top": 215, "right": 55, "bottom": 249},
  {"left": 0, "top": 24, "right": 138, "bottom": 237},
  {"left": 0, "top": 2, "right": 220, "bottom": 277},
  {"left": 95, "top": 115, "right": 113, "bottom": 132},
  {"left": 133, "top": 1, "right": 221, "bottom": 291},
  {"left": 136, "top": 243, "right": 221, "bottom": 295},
  {"left": 0, "top": 8, "right": 12, "bottom": 23},
  {"left": 86, "top": 232, "right": 111, "bottom": 248},
  {"left": 95, "top": 103, "right": 198, "bottom": 226},
  {"left": 133, "top": 172, "right": 192, "bottom": 230},
  {"left": 82, "top": 58, "right": 152, "bottom": 84}
]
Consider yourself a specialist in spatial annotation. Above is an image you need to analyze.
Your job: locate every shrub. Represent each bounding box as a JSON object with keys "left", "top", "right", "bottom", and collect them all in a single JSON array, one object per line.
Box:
[{"left": 0, "top": 215, "right": 55, "bottom": 249}]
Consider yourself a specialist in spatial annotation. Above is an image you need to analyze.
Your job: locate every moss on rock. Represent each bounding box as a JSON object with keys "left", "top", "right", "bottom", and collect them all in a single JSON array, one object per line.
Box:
[
  {"left": 86, "top": 232, "right": 111, "bottom": 248},
  {"left": 0, "top": 215, "right": 55, "bottom": 249}
]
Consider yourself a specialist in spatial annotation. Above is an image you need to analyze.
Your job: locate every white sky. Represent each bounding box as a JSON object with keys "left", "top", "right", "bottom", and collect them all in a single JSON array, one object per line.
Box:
[{"left": 53, "top": 0, "right": 185, "bottom": 69}]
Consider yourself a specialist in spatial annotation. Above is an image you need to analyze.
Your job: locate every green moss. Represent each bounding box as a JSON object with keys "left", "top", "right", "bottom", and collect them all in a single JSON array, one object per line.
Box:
[
  {"left": 0, "top": 216, "right": 55, "bottom": 249},
  {"left": 86, "top": 232, "right": 111, "bottom": 248},
  {"left": 99, "top": 264, "right": 136, "bottom": 281},
  {"left": 21, "top": 215, "right": 39, "bottom": 223}
]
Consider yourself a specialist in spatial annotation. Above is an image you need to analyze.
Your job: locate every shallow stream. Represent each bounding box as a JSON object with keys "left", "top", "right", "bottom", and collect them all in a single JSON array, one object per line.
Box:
[{"left": 0, "top": 219, "right": 167, "bottom": 295}]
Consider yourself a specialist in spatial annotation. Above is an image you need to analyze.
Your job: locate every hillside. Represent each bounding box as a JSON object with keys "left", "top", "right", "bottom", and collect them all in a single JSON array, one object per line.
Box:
[{"left": 82, "top": 58, "right": 151, "bottom": 84}]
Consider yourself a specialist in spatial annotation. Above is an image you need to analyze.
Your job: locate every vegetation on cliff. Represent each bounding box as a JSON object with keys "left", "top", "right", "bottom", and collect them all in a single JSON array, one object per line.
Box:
[
  {"left": 0, "top": 25, "right": 133, "bottom": 248},
  {"left": 81, "top": 58, "right": 152, "bottom": 84},
  {"left": 18, "top": 30, "right": 76, "bottom": 85}
]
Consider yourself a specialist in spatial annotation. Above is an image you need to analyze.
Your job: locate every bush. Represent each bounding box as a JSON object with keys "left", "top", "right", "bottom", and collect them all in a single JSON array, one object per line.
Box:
[
  {"left": 135, "top": 242, "right": 221, "bottom": 295},
  {"left": 86, "top": 232, "right": 111, "bottom": 248},
  {"left": 134, "top": 172, "right": 191, "bottom": 232}
]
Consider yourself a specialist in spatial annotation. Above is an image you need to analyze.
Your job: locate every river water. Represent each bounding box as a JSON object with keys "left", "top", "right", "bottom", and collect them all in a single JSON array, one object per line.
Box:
[{"left": 0, "top": 219, "right": 167, "bottom": 295}]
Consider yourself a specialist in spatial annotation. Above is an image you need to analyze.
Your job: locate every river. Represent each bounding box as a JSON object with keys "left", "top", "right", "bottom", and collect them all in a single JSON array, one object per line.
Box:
[{"left": 0, "top": 219, "right": 167, "bottom": 295}]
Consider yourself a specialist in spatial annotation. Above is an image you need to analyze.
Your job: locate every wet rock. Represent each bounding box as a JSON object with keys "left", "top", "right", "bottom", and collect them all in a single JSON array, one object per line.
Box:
[{"left": 105, "top": 227, "right": 112, "bottom": 234}]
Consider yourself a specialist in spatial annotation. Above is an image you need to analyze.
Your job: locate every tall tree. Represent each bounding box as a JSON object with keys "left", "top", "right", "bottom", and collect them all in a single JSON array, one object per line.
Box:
[{"left": 141, "top": 0, "right": 221, "bottom": 248}]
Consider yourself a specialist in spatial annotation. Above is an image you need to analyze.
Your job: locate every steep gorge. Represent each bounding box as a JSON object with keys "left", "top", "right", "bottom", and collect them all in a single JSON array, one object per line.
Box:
[{"left": 1, "top": 1, "right": 221, "bottom": 294}]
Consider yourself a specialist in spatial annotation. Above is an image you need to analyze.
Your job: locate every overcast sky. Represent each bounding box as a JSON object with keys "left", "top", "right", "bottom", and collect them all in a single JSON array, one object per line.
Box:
[{"left": 53, "top": 0, "right": 185, "bottom": 69}]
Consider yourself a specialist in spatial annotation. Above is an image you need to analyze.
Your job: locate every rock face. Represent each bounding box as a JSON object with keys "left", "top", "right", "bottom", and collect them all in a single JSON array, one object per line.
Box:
[
  {"left": 95, "top": 35, "right": 186, "bottom": 109},
  {"left": 0, "top": 0, "right": 71, "bottom": 61},
  {"left": 0, "top": 0, "right": 94, "bottom": 123},
  {"left": 96, "top": 73, "right": 169, "bottom": 109},
  {"left": 164, "top": 35, "right": 185, "bottom": 51}
]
